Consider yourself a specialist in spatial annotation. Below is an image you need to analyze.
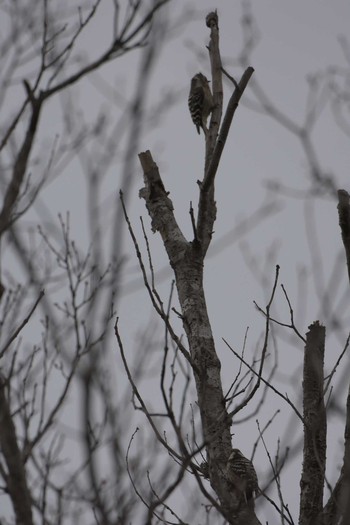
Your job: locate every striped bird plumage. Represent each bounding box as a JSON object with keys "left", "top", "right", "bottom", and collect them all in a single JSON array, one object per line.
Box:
[
  {"left": 188, "top": 73, "right": 214, "bottom": 135},
  {"left": 226, "top": 449, "right": 259, "bottom": 507}
]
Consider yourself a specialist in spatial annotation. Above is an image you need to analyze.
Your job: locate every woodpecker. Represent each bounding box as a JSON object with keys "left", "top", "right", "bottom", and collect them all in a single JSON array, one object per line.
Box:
[
  {"left": 188, "top": 73, "right": 214, "bottom": 135},
  {"left": 226, "top": 449, "right": 259, "bottom": 507}
]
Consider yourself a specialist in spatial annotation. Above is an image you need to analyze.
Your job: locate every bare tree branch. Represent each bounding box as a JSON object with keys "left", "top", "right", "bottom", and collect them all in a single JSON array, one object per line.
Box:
[
  {"left": 299, "top": 321, "right": 327, "bottom": 525},
  {"left": 337, "top": 189, "right": 350, "bottom": 283},
  {"left": 0, "top": 375, "right": 33, "bottom": 525},
  {"left": 0, "top": 96, "right": 42, "bottom": 236},
  {"left": 0, "top": 290, "right": 44, "bottom": 358}
]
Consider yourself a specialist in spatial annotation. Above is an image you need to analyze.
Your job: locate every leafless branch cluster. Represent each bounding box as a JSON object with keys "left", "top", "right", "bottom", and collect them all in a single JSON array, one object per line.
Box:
[
  {"left": 0, "top": 1, "right": 177, "bottom": 523},
  {"left": 2, "top": 2, "right": 350, "bottom": 524},
  {"left": 118, "top": 7, "right": 350, "bottom": 525},
  {"left": 117, "top": 10, "right": 264, "bottom": 525}
]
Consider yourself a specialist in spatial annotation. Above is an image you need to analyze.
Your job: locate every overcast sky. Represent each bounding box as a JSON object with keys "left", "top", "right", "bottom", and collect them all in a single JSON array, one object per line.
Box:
[
  {"left": 121, "top": 2, "right": 350, "bottom": 520},
  {"left": 5, "top": 1, "right": 350, "bottom": 522}
]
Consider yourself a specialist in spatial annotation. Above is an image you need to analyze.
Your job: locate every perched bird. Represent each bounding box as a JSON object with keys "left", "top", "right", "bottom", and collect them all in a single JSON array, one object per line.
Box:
[
  {"left": 226, "top": 449, "right": 259, "bottom": 507},
  {"left": 188, "top": 73, "right": 214, "bottom": 135}
]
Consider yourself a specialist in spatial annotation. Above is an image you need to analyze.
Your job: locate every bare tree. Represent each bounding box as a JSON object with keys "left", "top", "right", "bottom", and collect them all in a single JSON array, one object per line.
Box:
[
  {"left": 2, "top": 3, "right": 350, "bottom": 524},
  {"left": 0, "top": 1, "right": 180, "bottom": 524},
  {"left": 117, "top": 9, "right": 350, "bottom": 525}
]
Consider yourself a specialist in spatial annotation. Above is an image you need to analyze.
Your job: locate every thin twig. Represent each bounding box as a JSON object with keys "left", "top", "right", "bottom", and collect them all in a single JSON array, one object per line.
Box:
[
  {"left": 0, "top": 290, "right": 45, "bottom": 358},
  {"left": 224, "top": 340, "right": 304, "bottom": 423},
  {"left": 324, "top": 332, "right": 350, "bottom": 394},
  {"left": 120, "top": 191, "right": 193, "bottom": 368},
  {"left": 229, "top": 265, "right": 280, "bottom": 417}
]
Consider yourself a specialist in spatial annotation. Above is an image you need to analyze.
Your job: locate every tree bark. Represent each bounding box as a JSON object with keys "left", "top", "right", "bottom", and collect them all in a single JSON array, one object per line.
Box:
[
  {"left": 0, "top": 376, "right": 33, "bottom": 525},
  {"left": 138, "top": 150, "right": 261, "bottom": 524},
  {"left": 299, "top": 321, "right": 326, "bottom": 525}
]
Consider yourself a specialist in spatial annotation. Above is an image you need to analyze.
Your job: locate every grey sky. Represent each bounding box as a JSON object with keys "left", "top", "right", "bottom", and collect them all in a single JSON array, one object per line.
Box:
[{"left": 3, "top": 0, "right": 350, "bottom": 522}]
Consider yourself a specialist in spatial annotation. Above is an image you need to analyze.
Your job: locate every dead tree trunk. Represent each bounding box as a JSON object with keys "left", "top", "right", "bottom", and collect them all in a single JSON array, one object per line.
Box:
[{"left": 138, "top": 14, "right": 257, "bottom": 516}]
